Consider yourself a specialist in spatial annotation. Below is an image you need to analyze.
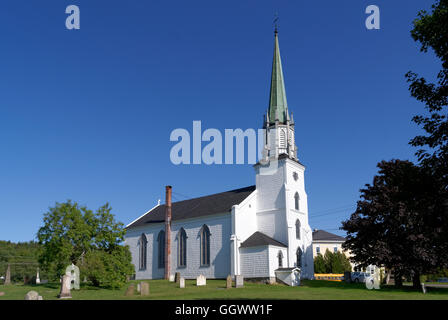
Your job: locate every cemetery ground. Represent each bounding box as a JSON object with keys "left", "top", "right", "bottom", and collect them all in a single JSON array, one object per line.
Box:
[{"left": 1, "top": 280, "right": 448, "bottom": 300}]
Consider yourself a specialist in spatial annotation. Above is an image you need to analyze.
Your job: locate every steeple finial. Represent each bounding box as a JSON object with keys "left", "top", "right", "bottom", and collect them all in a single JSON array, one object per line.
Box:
[{"left": 273, "top": 13, "right": 279, "bottom": 34}]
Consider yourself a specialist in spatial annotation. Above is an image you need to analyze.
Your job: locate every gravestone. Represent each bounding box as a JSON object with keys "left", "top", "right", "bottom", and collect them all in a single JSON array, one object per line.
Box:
[
  {"left": 179, "top": 277, "right": 185, "bottom": 288},
  {"left": 137, "top": 283, "right": 141, "bottom": 293},
  {"left": 125, "top": 284, "right": 135, "bottom": 297},
  {"left": 4, "top": 264, "right": 11, "bottom": 285},
  {"left": 235, "top": 275, "right": 244, "bottom": 288},
  {"left": 169, "top": 274, "right": 175, "bottom": 282},
  {"left": 25, "top": 291, "right": 42, "bottom": 300},
  {"left": 36, "top": 269, "right": 40, "bottom": 285},
  {"left": 196, "top": 275, "right": 206, "bottom": 286},
  {"left": 421, "top": 283, "right": 426, "bottom": 294},
  {"left": 140, "top": 282, "right": 149, "bottom": 296},
  {"left": 23, "top": 276, "right": 30, "bottom": 285},
  {"left": 226, "top": 275, "right": 232, "bottom": 289},
  {"left": 175, "top": 272, "right": 181, "bottom": 283},
  {"left": 65, "top": 264, "right": 80, "bottom": 290},
  {"left": 58, "top": 275, "right": 72, "bottom": 299},
  {"left": 0, "top": 292, "right": 5, "bottom": 296}
]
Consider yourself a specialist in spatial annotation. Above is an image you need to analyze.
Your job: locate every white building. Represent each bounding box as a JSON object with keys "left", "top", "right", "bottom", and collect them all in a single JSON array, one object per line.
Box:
[{"left": 125, "top": 30, "right": 314, "bottom": 284}]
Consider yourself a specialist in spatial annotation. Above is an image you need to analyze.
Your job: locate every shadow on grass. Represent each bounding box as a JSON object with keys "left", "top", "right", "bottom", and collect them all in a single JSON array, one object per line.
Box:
[{"left": 302, "top": 280, "right": 448, "bottom": 296}]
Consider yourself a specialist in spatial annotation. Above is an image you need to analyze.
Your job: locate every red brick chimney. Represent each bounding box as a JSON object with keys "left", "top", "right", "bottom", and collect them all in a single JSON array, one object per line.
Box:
[{"left": 164, "top": 185, "right": 172, "bottom": 280}]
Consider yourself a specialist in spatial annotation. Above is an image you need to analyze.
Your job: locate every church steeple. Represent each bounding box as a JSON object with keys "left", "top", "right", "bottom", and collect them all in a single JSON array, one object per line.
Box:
[
  {"left": 261, "top": 29, "right": 298, "bottom": 162},
  {"left": 268, "top": 30, "right": 289, "bottom": 125}
]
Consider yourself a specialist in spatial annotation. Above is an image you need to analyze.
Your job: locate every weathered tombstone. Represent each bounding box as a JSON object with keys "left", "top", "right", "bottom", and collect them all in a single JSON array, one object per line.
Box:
[
  {"left": 65, "top": 264, "right": 80, "bottom": 290},
  {"left": 0, "top": 292, "right": 5, "bottom": 297},
  {"left": 136, "top": 283, "right": 141, "bottom": 293},
  {"left": 140, "top": 282, "right": 149, "bottom": 296},
  {"left": 421, "top": 283, "right": 426, "bottom": 294},
  {"left": 179, "top": 277, "right": 185, "bottom": 288},
  {"left": 175, "top": 272, "right": 181, "bottom": 283},
  {"left": 196, "top": 274, "right": 206, "bottom": 286},
  {"left": 226, "top": 275, "right": 232, "bottom": 289},
  {"left": 24, "top": 276, "right": 30, "bottom": 285},
  {"left": 25, "top": 291, "right": 41, "bottom": 300},
  {"left": 36, "top": 269, "right": 40, "bottom": 285},
  {"left": 125, "top": 284, "right": 135, "bottom": 297},
  {"left": 58, "top": 275, "right": 72, "bottom": 299},
  {"left": 4, "top": 264, "right": 11, "bottom": 285},
  {"left": 235, "top": 275, "right": 244, "bottom": 288},
  {"left": 169, "top": 274, "right": 175, "bottom": 282}
]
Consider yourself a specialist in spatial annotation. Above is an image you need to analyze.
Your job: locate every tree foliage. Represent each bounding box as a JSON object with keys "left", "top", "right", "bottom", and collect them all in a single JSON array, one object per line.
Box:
[
  {"left": 37, "top": 200, "right": 134, "bottom": 287},
  {"left": 0, "top": 241, "right": 46, "bottom": 283},
  {"left": 313, "top": 249, "right": 352, "bottom": 274},
  {"left": 406, "top": 0, "right": 448, "bottom": 187},
  {"left": 79, "top": 246, "right": 134, "bottom": 289},
  {"left": 341, "top": 160, "right": 447, "bottom": 288}
]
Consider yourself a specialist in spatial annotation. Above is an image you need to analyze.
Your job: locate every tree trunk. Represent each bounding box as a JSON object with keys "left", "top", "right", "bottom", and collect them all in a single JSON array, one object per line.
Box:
[
  {"left": 413, "top": 272, "right": 421, "bottom": 289},
  {"left": 394, "top": 271, "right": 403, "bottom": 288}
]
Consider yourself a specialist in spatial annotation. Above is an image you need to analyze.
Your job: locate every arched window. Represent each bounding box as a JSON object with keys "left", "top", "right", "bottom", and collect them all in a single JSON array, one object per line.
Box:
[
  {"left": 296, "top": 247, "right": 303, "bottom": 269},
  {"left": 277, "top": 251, "right": 283, "bottom": 268},
  {"left": 295, "top": 219, "right": 301, "bottom": 240},
  {"left": 294, "top": 192, "right": 300, "bottom": 211},
  {"left": 157, "top": 230, "right": 165, "bottom": 269},
  {"left": 177, "top": 228, "right": 187, "bottom": 267},
  {"left": 200, "top": 225, "right": 211, "bottom": 266},
  {"left": 138, "top": 233, "right": 147, "bottom": 270}
]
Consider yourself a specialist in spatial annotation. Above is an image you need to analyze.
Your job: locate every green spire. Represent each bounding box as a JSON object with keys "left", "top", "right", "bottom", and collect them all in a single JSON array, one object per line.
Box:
[{"left": 268, "top": 31, "right": 289, "bottom": 125}]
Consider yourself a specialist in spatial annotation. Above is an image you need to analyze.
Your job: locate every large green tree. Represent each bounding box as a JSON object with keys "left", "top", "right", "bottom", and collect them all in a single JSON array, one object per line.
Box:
[
  {"left": 37, "top": 201, "right": 134, "bottom": 287},
  {"left": 341, "top": 160, "right": 445, "bottom": 288}
]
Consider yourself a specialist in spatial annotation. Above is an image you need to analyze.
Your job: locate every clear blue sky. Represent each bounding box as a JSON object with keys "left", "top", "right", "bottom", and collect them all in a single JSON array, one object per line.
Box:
[{"left": 0, "top": 0, "right": 439, "bottom": 242}]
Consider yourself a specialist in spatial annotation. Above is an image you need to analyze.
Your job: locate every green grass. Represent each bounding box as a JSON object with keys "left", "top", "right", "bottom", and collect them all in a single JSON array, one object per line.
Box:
[{"left": 1, "top": 279, "right": 448, "bottom": 300}]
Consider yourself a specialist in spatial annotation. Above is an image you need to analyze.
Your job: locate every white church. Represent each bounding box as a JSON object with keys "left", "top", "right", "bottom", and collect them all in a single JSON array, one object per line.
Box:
[{"left": 125, "top": 30, "right": 314, "bottom": 285}]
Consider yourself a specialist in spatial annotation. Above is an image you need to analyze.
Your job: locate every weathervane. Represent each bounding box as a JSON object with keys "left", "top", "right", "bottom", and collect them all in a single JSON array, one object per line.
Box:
[{"left": 273, "top": 13, "right": 279, "bottom": 34}]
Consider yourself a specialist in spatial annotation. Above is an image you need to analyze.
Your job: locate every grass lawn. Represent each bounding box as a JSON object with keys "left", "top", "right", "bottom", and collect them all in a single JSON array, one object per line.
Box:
[{"left": 1, "top": 279, "right": 448, "bottom": 300}]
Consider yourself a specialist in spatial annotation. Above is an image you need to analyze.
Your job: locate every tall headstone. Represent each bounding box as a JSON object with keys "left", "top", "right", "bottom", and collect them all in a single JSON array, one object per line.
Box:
[
  {"left": 175, "top": 272, "right": 181, "bottom": 283},
  {"left": 226, "top": 275, "right": 232, "bottom": 289},
  {"left": 65, "top": 264, "right": 80, "bottom": 290},
  {"left": 58, "top": 275, "right": 72, "bottom": 299},
  {"left": 140, "top": 282, "right": 150, "bottom": 296},
  {"left": 4, "top": 264, "right": 11, "bottom": 285},
  {"left": 169, "top": 274, "right": 175, "bottom": 282},
  {"left": 235, "top": 275, "right": 244, "bottom": 288},
  {"left": 179, "top": 277, "right": 185, "bottom": 288},
  {"left": 136, "top": 283, "right": 141, "bottom": 293},
  {"left": 196, "top": 275, "right": 206, "bottom": 286},
  {"left": 36, "top": 269, "right": 41, "bottom": 285},
  {"left": 125, "top": 284, "right": 135, "bottom": 297}
]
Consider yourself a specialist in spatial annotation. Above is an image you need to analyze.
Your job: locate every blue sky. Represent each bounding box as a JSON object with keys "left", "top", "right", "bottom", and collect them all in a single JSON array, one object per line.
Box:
[{"left": 0, "top": 0, "right": 439, "bottom": 242}]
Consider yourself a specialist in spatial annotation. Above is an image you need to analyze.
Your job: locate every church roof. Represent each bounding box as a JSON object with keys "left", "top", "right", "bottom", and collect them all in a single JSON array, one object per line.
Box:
[
  {"left": 126, "top": 185, "right": 256, "bottom": 228},
  {"left": 268, "top": 31, "right": 290, "bottom": 125},
  {"left": 240, "top": 231, "right": 287, "bottom": 248},
  {"left": 312, "top": 229, "right": 346, "bottom": 242}
]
